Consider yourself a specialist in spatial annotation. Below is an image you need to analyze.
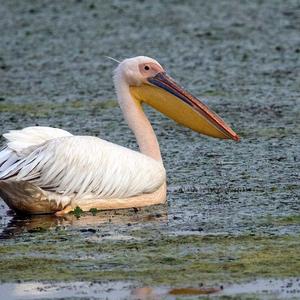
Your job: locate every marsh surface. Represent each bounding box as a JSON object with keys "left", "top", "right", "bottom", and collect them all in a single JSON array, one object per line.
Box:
[{"left": 0, "top": 0, "right": 299, "bottom": 299}]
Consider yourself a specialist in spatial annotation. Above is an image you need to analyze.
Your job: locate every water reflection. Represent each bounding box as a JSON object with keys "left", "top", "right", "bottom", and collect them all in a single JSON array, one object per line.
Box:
[
  {"left": 0, "top": 204, "right": 168, "bottom": 239},
  {"left": 0, "top": 278, "right": 296, "bottom": 300}
]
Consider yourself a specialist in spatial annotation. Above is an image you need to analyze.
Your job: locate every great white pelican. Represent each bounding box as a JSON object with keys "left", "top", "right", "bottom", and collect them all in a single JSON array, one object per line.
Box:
[{"left": 0, "top": 56, "right": 239, "bottom": 215}]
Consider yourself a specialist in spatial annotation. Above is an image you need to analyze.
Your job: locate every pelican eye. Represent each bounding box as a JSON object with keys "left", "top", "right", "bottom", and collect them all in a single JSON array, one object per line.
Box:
[{"left": 144, "top": 65, "right": 150, "bottom": 71}]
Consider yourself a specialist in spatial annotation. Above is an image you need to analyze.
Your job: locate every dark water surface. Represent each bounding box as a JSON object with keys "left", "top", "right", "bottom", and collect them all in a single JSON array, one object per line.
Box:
[{"left": 0, "top": 0, "right": 299, "bottom": 299}]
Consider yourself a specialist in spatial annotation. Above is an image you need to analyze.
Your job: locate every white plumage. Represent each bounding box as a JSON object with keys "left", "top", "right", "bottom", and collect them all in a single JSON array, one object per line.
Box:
[
  {"left": 0, "top": 127, "right": 72, "bottom": 172},
  {"left": 0, "top": 127, "right": 165, "bottom": 200}
]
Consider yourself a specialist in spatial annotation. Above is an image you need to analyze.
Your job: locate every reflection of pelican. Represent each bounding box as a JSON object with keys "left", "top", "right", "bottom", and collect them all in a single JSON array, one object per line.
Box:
[
  {"left": 0, "top": 56, "right": 239, "bottom": 215},
  {"left": 0, "top": 206, "right": 168, "bottom": 239}
]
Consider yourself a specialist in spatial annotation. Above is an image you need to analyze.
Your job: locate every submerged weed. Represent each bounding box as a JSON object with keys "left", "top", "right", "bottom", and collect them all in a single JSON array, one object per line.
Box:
[
  {"left": 70, "top": 206, "right": 83, "bottom": 219},
  {"left": 89, "top": 208, "right": 98, "bottom": 216}
]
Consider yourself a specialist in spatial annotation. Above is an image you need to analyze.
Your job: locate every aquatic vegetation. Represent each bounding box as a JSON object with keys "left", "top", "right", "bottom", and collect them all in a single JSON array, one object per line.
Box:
[
  {"left": 89, "top": 208, "right": 98, "bottom": 216},
  {"left": 0, "top": 229, "right": 299, "bottom": 285},
  {"left": 70, "top": 206, "right": 84, "bottom": 219}
]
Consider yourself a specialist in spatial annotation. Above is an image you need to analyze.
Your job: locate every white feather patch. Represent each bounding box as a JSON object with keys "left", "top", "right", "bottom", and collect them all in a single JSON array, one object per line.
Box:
[{"left": 1, "top": 133, "right": 166, "bottom": 199}]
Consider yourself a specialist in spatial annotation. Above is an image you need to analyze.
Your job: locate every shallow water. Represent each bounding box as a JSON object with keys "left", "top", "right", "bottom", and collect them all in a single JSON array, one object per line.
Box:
[
  {"left": 1, "top": 278, "right": 300, "bottom": 299},
  {"left": 0, "top": 0, "right": 299, "bottom": 299}
]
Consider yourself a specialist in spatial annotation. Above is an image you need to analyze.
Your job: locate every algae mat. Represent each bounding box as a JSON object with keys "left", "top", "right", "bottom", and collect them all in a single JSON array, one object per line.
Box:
[{"left": 0, "top": 0, "right": 299, "bottom": 299}]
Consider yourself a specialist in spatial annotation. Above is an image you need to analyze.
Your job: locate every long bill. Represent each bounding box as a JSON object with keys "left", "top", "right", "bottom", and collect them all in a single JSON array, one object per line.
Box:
[{"left": 129, "top": 72, "right": 240, "bottom": 141}]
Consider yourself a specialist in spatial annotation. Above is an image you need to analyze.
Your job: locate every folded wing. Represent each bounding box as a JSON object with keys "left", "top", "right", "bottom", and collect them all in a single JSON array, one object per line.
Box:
[{"left": 0, "top": 132, "right": 165, "bottom": 199}]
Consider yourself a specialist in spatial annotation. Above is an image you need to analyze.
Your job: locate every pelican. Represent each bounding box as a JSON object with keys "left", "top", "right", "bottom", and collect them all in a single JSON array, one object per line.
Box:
[{"left": 0, "top": 56, "right": 239, "bottom": 215}]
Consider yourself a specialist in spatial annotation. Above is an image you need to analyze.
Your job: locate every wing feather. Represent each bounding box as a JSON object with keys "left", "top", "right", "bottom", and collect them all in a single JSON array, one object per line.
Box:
[
  {"left": 1, "top": 135, "right": 165, "bottom": 199},
  {"left": 3, "top": 126, "right": 72, "bottom": 154},
  {"left": 0, "top": 126, "right": 73, "bottom": 176}
]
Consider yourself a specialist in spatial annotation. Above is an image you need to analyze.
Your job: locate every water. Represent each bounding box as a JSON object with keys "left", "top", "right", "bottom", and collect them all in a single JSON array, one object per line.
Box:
[
  {"left": 0, "top": 0, "right": 299, "bottom": 299},
  {"left": 1, "top": 278, "right": 299, "bottom": 299}
]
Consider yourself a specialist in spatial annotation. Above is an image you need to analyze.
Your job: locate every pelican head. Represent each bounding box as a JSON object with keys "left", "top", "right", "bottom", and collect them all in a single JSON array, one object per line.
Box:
[{"left": 114, "top": 56, "right": 239, "bottom": 141}]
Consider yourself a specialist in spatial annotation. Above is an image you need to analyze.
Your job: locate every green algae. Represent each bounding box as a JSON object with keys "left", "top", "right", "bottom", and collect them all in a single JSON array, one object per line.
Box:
[
  {"left": 70, "top": 206, "right": 84, "bottom": 219},
  {"left": 271, "top": 215, "right": 300, "bottom": 225},
  {"left": 0, "top": 233, "right": 299, "bottom": 285},
  {"left": 202, "top": 90, "right": 229, "bottom": 97},
  {"left": 89, "top": 208, "right": 98, "bottom": 216}
]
